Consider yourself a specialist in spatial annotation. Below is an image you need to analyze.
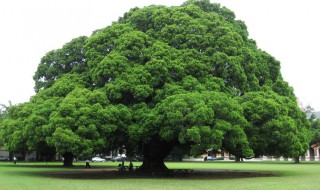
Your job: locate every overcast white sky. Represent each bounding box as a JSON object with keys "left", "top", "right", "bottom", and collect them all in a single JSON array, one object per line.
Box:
[{"left": 0, "top": 0, "right": 319, "bottom": 111}]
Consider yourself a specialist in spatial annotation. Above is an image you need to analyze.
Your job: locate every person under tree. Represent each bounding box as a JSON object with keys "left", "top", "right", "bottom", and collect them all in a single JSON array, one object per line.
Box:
[{"left": 85, "top": 158, "right": 91, "bottom": 168}]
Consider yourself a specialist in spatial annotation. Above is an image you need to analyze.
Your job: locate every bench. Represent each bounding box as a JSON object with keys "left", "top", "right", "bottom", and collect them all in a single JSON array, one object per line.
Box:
[{"left": 118, "top": 166, "right": 126, "bottom": 172}]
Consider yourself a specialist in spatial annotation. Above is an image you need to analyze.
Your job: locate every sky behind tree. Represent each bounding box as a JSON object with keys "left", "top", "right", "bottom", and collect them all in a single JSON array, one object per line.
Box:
[{"left": 1, "top": 0, "right": 319, "bottom": 110}]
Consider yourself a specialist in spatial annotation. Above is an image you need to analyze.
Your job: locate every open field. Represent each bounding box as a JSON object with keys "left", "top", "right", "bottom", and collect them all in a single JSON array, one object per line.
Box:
[{"left": 0, "top": 161, "right": 319, "bottom": 190}]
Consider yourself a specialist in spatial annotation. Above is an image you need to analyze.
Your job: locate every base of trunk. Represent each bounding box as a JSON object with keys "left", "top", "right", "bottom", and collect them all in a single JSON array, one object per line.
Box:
[
  {"left": 235, "top": 157, "right": 243, "bottom": 162},
  {"left": 136, "top": 160, "right": 172, "bottom": 177},
  {"left": 63, "top": 152, "right": 74, "bottom": 167},
  {"left": 137, "top": 138, "right": 176, "bottom": 174},
  {"left": 138, "top": 159, "right": 168, "bottom": 172}
]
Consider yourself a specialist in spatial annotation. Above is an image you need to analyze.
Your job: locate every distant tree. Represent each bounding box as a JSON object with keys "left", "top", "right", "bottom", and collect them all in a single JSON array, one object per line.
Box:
[
  {"left": 0, "top": 103, "right": 29, "bottom": 158},
  {"left": 304, "top": 105, "right": 314, "bottom": 113},
  {"left": 309, "top": 114, "right": 320, "bottom": 145},
  {"left": 0, "top": 101, "right": 12, "bottom": 146},
  {"left": 0, "top": 101, "right": 12, "bottom": 118}
]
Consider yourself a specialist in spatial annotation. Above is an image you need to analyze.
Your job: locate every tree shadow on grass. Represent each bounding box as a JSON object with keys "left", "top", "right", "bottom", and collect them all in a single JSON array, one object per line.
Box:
[
  {"left": 0, "top": 163, "right": 115, "bottom": 169},
  {"left": 8, "top": 167, "right": 276, "bottom": 180}
]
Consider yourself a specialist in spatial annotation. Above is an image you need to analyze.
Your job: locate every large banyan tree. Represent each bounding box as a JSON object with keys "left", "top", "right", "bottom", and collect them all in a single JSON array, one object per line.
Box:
[{"left": 0, "top": 0, "right": 310, "bottom": 169}]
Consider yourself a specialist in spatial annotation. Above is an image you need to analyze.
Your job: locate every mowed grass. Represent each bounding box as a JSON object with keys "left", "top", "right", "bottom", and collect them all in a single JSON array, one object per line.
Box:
[{"left": 0, "top": 161, "right": 319, "bottom": 190}]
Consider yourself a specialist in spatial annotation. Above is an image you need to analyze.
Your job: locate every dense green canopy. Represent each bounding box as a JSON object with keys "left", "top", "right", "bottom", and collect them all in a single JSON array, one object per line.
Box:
[{"left": 0, "top": 0, "right": 310, "bottom": 169}]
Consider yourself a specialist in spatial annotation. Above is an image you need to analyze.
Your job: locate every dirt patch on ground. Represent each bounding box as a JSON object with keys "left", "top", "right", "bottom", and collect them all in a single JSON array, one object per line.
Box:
[{"left": 42, "top": 168, "right": 275, "bottom": 180}]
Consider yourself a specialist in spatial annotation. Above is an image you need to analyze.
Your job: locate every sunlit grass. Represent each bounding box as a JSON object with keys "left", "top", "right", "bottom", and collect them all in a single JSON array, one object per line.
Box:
[{"left": 0, "top": 161, "right": 319, "bottom": 190}]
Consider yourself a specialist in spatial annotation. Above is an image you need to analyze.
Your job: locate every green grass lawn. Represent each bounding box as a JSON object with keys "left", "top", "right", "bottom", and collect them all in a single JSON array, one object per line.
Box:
[{"left": 0, "top": 161, "right": 319, "bottom": 190}]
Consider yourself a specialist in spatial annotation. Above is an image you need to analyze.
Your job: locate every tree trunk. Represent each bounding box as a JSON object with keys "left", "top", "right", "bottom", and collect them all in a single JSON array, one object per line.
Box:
[
  {"left": 22, "top": 151, "right": 27, "bottom": 161},
  {"left": 63, "top": 152, "right": 74, "bottom": 167},
  {"left": 138, "top": 138, "right": 175, "bottom": 172},
  {"left": 9, "top": 152, "right": 13, "bottom": 161},
  {"left": 294, "top": 156, "right": 300, "bottom": 164}
]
